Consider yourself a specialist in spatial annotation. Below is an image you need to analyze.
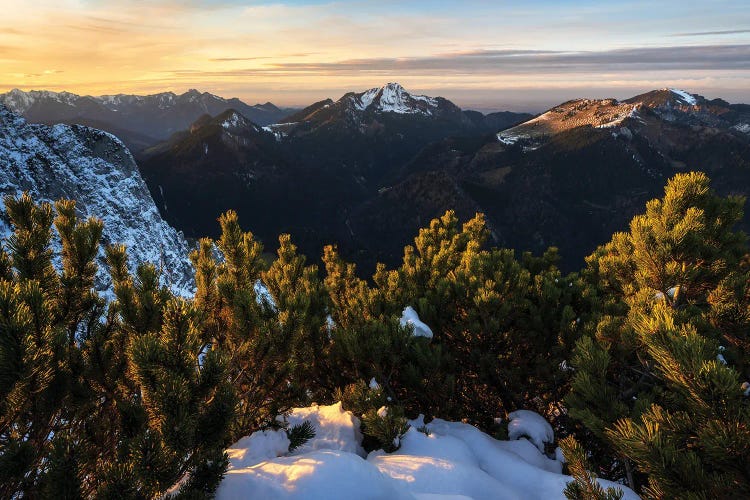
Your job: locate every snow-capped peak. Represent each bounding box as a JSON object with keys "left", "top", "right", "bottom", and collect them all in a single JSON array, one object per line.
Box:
[
  {"left": 0, "top": 88, "right": 79, "bottom": 114},
  {"left": 669, "top": 88, "right": 698, "bottom": 106},
  {"left": 352, "top": 83, "right": 439, "bottom": 115},
  {"left": 219, "top": 110, "right": 259, "bottom": 133},
  {"left": 1, "top": 89, "right": 35, "bottom": 114}
]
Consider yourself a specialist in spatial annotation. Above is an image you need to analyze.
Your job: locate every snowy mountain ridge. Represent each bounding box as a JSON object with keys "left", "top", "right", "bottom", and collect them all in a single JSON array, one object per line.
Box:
[
  {"left": 221, "top": 110, "right": 259, "bottom": 132},
  {"left": 1, "top": 88, "right": 227, "bottom": 115},
  {"left": 495, "top": 88, "right": 747, "bottom": 147},
  {"left": 266, "top": 82, "right": 470, "bottom": 138},
  {"left": 669, "top": 88, "right": 698, "bottom": 106},
  {"left": 352, "top": 83, "right": 440, "bottom": 115},
  {"left": 1, "top": 88, "right": 81, "bottom": 114},
  {"left": 0, "top": 104, "right": 194, "bottom": 296},
  {"left": 497, "top": 98, "right": 641, "bottom": 147}
]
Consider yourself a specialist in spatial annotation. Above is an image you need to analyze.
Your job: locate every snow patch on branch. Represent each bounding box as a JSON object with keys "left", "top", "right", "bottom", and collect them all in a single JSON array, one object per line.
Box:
[{"left": 400, "top": 306, "right": 434, "bottom": 339}]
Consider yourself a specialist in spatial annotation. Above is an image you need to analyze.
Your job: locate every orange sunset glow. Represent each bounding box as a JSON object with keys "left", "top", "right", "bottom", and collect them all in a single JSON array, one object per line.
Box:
[{"left": 2, "top": 0, "right": 749, "bottom": 110}]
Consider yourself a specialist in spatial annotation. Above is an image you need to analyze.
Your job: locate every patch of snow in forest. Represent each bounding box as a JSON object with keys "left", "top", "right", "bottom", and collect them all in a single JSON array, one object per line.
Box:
[
  {"left": 216, "top": 403, "right": 639, "bottom": 500},
  {"left": 507, "top": 410, "right": 554, "bottom": 453}
]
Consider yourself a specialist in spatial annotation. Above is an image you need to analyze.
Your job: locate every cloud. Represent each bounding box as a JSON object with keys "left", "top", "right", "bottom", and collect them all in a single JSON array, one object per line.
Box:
[
  {"left": 209, "top": 56, "right": 275, "bottom": 62},
  {"left": 164, "top": 44, "right": 750, "bottom": 79},
  {"left": 209, "top": 52, "right": 319, "bottom": 62},
  {"left": 671, "top": 29, "right": 750, "bottom": 37},
  {"left": 22, "top": 69, "right": 63, "bottom": 78}
]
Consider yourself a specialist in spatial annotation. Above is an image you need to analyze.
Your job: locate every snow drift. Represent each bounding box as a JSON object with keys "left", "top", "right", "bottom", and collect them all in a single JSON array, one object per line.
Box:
[{"left": 216, "top": 403, "right": 638, "bottom": 499}]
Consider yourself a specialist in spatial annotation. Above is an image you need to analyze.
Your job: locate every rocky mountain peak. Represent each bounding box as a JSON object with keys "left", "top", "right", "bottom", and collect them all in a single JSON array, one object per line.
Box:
[
  {"left": 627, "top": 88, "right": 701, "bottom": 109},
  {"left": 218, "top": 109, "right": 254, "bottom": 130},
  {"left": 351, "top": 82, "right": 440, "bottom": 115}
]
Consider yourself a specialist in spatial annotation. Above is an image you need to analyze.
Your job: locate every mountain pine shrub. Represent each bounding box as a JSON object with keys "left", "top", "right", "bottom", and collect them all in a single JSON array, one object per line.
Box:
[
  {"left": 0, "top": 194, "right": 235, "bottom": 498},
  {"left": 567, "top": 172, "right": 750, "bottom": 495}
]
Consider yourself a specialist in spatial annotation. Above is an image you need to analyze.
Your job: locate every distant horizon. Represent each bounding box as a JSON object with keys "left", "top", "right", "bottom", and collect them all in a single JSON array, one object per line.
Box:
[
  {"left": 3, "top": 82, "right": 750, "bottom": 115},
  {"left": 2, "top": 1, "right": 749, "bottom": 114}
]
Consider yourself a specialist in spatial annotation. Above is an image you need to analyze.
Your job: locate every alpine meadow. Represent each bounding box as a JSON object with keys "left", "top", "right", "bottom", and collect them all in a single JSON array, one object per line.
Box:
[{"left": 1, "top": 1, "right": 750, "bottom": 499}]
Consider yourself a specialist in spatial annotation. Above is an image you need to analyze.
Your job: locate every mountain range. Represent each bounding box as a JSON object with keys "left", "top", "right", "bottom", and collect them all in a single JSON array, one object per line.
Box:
[
  {"left": 395, "top": 88, "right": 750, "bottom": 270},
  {"left": 138, "top": 83, "right": 532, "bottom": 269},
  {"left": 3, "top": 83, "right": 749, "bottom": 276},
  {"left": 0, "top": 88, "right": 297, "bottom": 152},
  {"left": 139, "top": 83, "right": 750, "bottom": 273}
]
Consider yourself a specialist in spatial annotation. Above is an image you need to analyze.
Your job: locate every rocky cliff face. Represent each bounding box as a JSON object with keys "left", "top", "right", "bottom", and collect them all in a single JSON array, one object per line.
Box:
[{"left": 0, "top": 104, "right": 194, "bottom": 296}]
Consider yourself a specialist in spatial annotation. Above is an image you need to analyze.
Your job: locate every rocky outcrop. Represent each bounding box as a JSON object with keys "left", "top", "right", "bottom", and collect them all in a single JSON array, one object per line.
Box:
[{"left": 0, "top": 104, "right": 194, "bottom": 296}]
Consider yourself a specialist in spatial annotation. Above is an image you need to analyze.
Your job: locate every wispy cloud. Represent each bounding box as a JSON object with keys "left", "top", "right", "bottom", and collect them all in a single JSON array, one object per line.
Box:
[
  {"left": 209, "top": 53, "right": 317, "bottom": 61},
  {"left": 671, "top": 29, "right": 750, "bottom": 37},
  {"left": 164, "top": 44, "right": 750, "bottom": 78},
  {"left": 209, "top": 56, "right": 275, "bottom": 62}
]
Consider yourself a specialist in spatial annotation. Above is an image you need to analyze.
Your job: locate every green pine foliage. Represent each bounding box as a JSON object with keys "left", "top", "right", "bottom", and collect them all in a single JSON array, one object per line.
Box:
[
  {"left": 606, "top": 303, "right": 750, "bottom": 498},
  {"left": 262, "top": 234, "right": 330, "bottom": 399},
  {"left": 286, "top": 420, "right": 316, "bottom": 453},
  {"left": 0, "top": 193, "right": 235, "bottom": 498},
  {"left": 190, "top": 211, "right": 306, "bottom": 439},
  {"left": 560, "top": 435, "right": 624, "bottom": 500},
  {"left": 361, "top": 405, "right": 410, "bottom": 453},
  {"left": 323, "top": 245, "right": 422, "bottom": 409},
  {"left": 0, "top": 194, "right": 104, "bottom": 496},
  {"left": 567, "top": 172, "right": 750, "bottom": 495},
  {"left": 325, "top": 211, "right": 581, "bottom": 429},
  {"left": 335, "top": 380, "right": 409, "bottom": 452}
]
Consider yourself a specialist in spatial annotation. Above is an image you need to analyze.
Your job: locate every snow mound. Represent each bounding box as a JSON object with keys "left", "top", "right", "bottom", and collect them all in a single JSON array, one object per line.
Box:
[
  {"left": 227, "top": 430, "right": 290, "bottom": 469},
  {"left": 219, "top": 449, "right": 410, "bottom": 499},
  {"left": 400, "top": 306, "right": 434, "bottom": 338},
  {"left": 507, "top": 410, "right": 554, "bottom": 452},
  {"left": 217, "top": 404, "right": 638, "bottom": 500},
  {"left": 280, "top": 402, "right": 366, "bottom": 457}
]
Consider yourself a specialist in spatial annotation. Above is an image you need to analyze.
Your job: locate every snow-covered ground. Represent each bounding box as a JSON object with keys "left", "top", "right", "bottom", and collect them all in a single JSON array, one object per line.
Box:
[{"left": 216, "top": 403, "right": 638, "bottom": 499}]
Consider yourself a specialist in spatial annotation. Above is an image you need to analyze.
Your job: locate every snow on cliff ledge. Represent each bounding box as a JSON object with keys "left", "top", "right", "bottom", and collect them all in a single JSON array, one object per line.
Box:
[
  {"left": 0, "top": 105, "right": 194, "bottom": 296},
  {"left": 216, "top": 403, "right": 639, "bottom": 499},
  {"left": 669, "top": 88, "right": 698, "bottom": 106}
]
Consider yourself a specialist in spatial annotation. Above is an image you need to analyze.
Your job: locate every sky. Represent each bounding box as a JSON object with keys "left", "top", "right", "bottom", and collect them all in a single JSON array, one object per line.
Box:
[{"left": 1, "top": 0, "right": 749, "bottom": 112}]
